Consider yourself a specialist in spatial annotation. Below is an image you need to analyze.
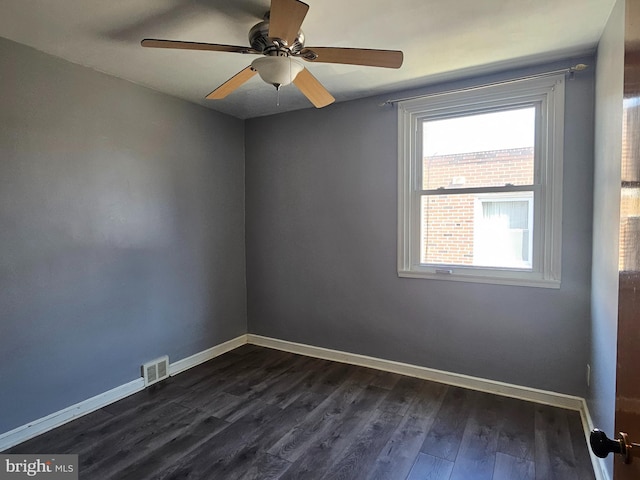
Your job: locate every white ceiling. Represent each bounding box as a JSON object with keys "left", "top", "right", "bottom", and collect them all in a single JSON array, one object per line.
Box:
[{"left": 0, "top": 0, "right": 615, "bottom": 119}]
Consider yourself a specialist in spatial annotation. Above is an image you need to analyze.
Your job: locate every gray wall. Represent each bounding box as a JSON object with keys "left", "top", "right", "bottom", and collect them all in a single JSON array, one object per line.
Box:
[
  {"left": 0, "top": 37, "right": 247, "bottom": 433},
  {"left": 590, "top": 0, "right": 624, "bottom": 476},
  {"left": 246, "top": 58, "right": 595, "bottom": 396},
  {"left": 0, "top": 30, "right": 601, "bottom": 438}
]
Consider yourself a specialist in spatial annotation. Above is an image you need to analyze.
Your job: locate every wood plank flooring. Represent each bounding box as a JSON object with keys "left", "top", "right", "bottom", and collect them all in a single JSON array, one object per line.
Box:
[{"left": 7, "top": 345, "right": 596, "bottom": 480}]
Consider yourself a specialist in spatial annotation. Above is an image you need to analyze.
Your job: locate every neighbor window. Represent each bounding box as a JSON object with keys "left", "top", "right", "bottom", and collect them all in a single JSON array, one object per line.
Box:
[
  {"left": 474, "top": 193, "right": 533, "bottom": 269},
  {"left": 398, "top": 75, "right": 564, "bottom": 287}
]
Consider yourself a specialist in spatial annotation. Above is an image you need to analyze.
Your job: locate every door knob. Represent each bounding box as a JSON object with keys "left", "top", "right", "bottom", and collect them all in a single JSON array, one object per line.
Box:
[{"left": 590, "top": 429, "right": 639, "bottom": 464}]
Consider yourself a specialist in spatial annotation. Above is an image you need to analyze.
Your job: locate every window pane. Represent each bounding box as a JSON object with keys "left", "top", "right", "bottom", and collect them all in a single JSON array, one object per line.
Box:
[
  {"left": 422, "top": 108, "right": 535, "bottom": 190},
  {"left": 421, "top": 192, "right": 533, "bottom": 269},
  {"left": 420, "top": 194, "right": 475, "bottom": 266}
]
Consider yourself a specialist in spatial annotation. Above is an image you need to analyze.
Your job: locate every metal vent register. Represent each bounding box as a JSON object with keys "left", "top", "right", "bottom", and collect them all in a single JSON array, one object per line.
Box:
[{"left": 142, "top": 355, "right": 169, "bottom": 386}]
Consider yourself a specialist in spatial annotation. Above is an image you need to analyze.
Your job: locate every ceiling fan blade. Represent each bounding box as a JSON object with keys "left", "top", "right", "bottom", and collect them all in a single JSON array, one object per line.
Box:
[
  {"left": 141, "top": 39, "right": 258, "bottom": 54},
  {"left": 268, "top": 0, "right": 309, "bottom": 46},
  {"left": 206, "top": 66, "right": 257, "bottom": 99},
  {"left": 300, "top": 47, "right": 403, "bottom": 69},
  {"left": 293, "top": 68, "right": 335, "bottom": 108}
]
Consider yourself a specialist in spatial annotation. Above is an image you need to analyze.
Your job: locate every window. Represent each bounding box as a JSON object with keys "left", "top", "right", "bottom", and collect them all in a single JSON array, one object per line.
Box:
[
  {"left": 398, "top": 75, "right": 564, "bottom": 287},
  {"left": 474, "top": 193, "right": 533, "bottom": 269}
]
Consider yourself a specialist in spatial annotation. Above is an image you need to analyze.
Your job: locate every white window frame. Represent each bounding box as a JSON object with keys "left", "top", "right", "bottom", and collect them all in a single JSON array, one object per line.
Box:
[{"left": 397, "top": 74, "right": 564, "bottom": 288}]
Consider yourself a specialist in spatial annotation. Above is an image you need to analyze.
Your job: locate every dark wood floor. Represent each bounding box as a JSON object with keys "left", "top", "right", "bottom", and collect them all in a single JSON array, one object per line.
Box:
[{"left": 8, "top": 345, "right": 595, "bottom": 480}]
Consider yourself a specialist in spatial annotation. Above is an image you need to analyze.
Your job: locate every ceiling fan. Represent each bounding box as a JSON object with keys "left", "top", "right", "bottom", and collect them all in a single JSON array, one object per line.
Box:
[{"left": 141, "top": 0, "right": 403, "bottom": 108}]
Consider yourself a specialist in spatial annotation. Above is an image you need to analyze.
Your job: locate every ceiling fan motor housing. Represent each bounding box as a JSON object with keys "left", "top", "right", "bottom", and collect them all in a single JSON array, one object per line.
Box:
[{"left": 249, "top": 19, "right": 305, "bottom": 55}]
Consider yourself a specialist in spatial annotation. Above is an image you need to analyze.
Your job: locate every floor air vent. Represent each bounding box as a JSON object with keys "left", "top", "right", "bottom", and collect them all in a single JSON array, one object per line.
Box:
[{"left": 142, "top": 355, "right": 169, "bottom": 387}]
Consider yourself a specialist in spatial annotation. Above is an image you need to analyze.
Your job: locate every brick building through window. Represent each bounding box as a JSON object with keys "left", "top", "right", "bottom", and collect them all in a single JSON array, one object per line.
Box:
[{"left": 421, "top": 146, "right": 534, "bottom": 266}]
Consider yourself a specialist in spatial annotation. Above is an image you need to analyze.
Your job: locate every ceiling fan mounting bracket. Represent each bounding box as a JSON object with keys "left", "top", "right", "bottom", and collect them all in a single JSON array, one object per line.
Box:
[{"left": 248, "top": 19, "right": 305, "bottom": 55}]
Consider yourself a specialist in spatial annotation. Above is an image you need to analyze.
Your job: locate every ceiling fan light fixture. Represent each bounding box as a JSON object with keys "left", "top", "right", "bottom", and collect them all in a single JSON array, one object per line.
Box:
[{"left": 251, "top": 56, "right": 304, "bottom": 88}]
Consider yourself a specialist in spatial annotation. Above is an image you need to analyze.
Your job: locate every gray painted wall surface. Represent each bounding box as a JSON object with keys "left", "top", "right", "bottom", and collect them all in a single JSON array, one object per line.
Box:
[
  {"left": 246, "top": 58, "right": 595, "bottom": 396},
  {"left": 590, "top": 0, "right": 624, "bottom": 476},
  {"left": 0, "top": 38, "right": 247, "bottom": 433}
]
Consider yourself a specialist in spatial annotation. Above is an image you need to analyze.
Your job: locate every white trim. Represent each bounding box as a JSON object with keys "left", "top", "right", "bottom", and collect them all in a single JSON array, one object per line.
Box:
[
  {"left": 247, "top": 334, "right": 583, "bottom": 410},
  {"left": 0, "top": 334, "right": 248, "bottom": 452},
  {"left": 1, "top": 332, "right": 607, "bottom": 480},
  {"left": 248, "top": 334, "right": 608, "bottom": 479},
  {"left": 0, "top": 379, "right": 145, "bottom": 452},
  {"left": 169, "top": 334, "right": 248, "bottom": 376},
  {"left": 580, "top": 399, "right": 613, "bottom": 480}
]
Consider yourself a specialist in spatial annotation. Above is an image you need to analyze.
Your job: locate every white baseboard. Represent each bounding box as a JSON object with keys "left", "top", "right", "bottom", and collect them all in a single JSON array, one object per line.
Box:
[
  {"left": 2, "top": 331, "right": 608, "bottom": 480},
  {"left": 169, "top": 334, "right": 248, "bottom": 377},
  {"left": 247, "top": 334, "right": 584, "bottom": 410},
  {"left": 0, "top": 334, "right": 248, "bottom": 452},
  {"left": 247, "top": 334, "right": 608, "bottom": 480},
  {"left": 580, "top": 399, "right": 613, "bottom": 480},
  {"left": 0, "top": 378, "right": 145, "bottom": 452}
]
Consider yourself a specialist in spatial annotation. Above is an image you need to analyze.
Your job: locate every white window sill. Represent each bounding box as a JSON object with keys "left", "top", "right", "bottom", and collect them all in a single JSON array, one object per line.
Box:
[{"left": 398, "top": 269, "right": 561, "bottom": 289}]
